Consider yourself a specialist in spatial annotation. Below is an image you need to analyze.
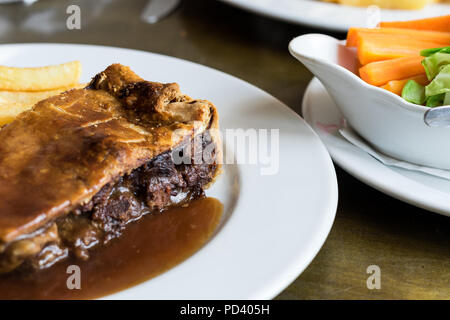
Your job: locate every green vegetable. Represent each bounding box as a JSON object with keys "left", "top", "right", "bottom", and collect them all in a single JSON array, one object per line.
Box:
[
  {"left": 426, "top": 93, "right": 445, "bottom": 107},
  {"left": 402, "top": 80, "right": 426, "bottom": 105},
  {"left": 399, "top": 47, "right": 450, "bottom": 107},
  {"left": 421, "top": 52, "right": 450, "bottom": 80},
  {"left": 421, "top": 47, "right": 450, "bottom": 57},
  {"left": 425, "top": 64, "right": 450, "bottom": 97},
  {"left": 444, "top": 92, "right": 450, "bottom": 106}
]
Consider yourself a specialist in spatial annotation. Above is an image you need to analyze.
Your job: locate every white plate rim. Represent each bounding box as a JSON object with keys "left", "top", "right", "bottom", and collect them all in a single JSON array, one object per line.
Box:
[
  {"left": 303, "top": 77, "right": 450, "bottom": 217},
  {"left": 219, "top": 0, "right": 450, "bottom": 31},
  {"left": 0, "top": 43, "right": 339, "bottom": 299}
]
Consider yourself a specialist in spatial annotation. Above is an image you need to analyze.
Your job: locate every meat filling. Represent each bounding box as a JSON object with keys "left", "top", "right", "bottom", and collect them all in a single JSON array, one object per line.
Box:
[{"left": 0, "top": 133, "right": 217, "bottom": 274}]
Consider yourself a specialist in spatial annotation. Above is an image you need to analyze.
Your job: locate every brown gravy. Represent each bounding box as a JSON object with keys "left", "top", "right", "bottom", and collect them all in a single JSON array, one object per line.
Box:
[{"left": 0, "top": 197, "right": 223, "bottom": 299}]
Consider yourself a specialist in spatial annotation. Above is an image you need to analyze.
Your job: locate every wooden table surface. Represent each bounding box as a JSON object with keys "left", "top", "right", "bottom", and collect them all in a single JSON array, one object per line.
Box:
[{"left": 1, "top": 0, "right": 448, "bottom": 299}]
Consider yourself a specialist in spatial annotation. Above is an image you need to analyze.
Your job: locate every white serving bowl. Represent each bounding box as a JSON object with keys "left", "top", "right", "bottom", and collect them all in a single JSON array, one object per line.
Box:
[{"left": 289, "top": 34, "right": 450, "bottom": 170}]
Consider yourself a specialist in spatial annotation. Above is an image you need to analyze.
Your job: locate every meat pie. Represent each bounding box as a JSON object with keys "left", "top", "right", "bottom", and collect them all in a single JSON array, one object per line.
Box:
[{"left": 0, "top": 64, "right": 221, "bottom": 273}]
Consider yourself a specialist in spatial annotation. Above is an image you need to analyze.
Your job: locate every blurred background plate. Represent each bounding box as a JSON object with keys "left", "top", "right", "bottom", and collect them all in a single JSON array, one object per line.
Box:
[{"left": 219, "top": 0, "right": 450, "bottom": 31}]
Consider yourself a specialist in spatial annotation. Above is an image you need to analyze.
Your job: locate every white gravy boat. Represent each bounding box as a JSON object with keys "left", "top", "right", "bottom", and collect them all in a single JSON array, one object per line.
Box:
[{"left": 289, "top": 34, "right": 450, "bottom": 170}]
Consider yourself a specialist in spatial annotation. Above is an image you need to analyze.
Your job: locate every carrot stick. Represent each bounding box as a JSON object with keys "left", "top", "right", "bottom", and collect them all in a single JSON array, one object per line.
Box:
[
  {"left": 378, "top": 15, "right": 450, "bottom": 32},
  {"left": 359, "top": 56, "right": 425, "bottom": 86},
  {"left": 347, "top": 27, "right": 450, "bottom": 48},
  {"left": 357, "top": 36, "right": 445, "bottom": 64},
  {"left": 380, "top": 74, "right": 429, "bottom": 96}
]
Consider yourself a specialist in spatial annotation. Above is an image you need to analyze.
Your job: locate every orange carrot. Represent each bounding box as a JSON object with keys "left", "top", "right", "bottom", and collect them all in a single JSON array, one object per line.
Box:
[
  {"left": 359, "top": 56, "right": 425, "bottom": 86},
  {"left": 357, "top": 36, "right": 444, "bottom": 64},
  {"left": 380, "top": 74, "right": 429, "bottom": 96},
  {"left": 347, "top": 27, "right": 450, "bottom": 48},
  {"left": 378, "top": 15, "right": 450, "bottom": 32}
]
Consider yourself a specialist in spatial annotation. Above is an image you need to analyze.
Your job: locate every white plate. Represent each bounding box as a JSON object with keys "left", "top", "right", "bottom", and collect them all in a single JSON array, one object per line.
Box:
[
  {"left": 303, "top": 78, "right": 450, "bottom": 217},
  {"left": 220, "top": 0, "right": 450, "bottom": 31},
  {"left": 0, "top": 43, "right": 338, "bottom": 299}
]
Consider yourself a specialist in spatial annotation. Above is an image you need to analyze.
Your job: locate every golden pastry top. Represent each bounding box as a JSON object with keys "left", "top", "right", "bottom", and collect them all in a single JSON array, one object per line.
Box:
[{"left": 0, "top": 64, "right": 219, "bottom": 243}]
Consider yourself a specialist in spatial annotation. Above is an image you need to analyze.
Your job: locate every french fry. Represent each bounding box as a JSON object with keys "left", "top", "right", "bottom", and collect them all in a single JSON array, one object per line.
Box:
[
  {"left": 0, "top": 61, "right": 81, "bottom": 91},
  {"left": 0, "top": 102, "right": 31, "bottom": 126},
  {"left": 0, "top": 83, "right": 85, "bottom": 106},
  {"left": 0, "top": 83, "right": 85, "bottom": 126}
]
